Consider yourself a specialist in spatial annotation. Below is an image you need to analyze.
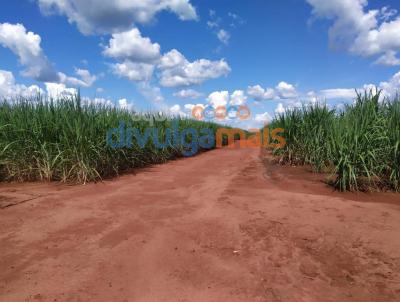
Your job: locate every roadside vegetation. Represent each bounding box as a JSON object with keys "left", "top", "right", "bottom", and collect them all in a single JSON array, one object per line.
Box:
[
  {"left": 0, "top": 94, "right": 223, "bottom": 183},
  {"left": 270, "top": 90, "right": 400, "bottom": 192}
]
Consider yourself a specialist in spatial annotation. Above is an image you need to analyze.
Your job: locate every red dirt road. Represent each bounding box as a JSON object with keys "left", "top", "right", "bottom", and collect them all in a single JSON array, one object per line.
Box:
[{"left": 1, "top": 147, "right": 400, "bottom": 302}]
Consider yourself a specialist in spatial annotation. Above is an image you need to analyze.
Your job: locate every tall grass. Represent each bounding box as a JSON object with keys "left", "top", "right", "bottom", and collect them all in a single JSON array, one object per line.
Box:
[
  {"left": 0, "top": 94, "right": 223, "bottom": 183},
  {"left": 270, "top": 90, "right": 400, "bottom": 191}
]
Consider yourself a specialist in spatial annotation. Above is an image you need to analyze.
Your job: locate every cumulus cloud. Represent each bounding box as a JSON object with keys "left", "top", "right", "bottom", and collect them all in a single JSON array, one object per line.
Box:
[
  {"left": 102, "top": 31, "right": 231, "bottom": 88},
  {"left": 58, "top": 68, "right": 97, "bottom": 87},
  {"left": 309, "top": 70, "right": 400, "bottom": 101},
  {"left": 306, "top": 0, "right": 400, "bottom": 66},
  {"left": 374, "top": 50, "right": 400, "bottom": 66},
  {"left": 0, "top": 23, "right": 58, "bottom": 82},
  {"left": 379, "top": 71, "right": 400, "bottom": 99},
  {"left": 254, "top": 112, "right": 272, "bottom": 124},
  {"left": 207, "top": 90, "right": 229, "bottom": 108},
  {"left": 247, "top": 82, "right": 297, "bottom": 101},
  {"left": 0, "top": 70, "right": 43, "bottom": 97},
  {"left": 205, "top": 89, "right": 248, "bottom": 109},
  {"left": 118, "top": 98, "right": 134, "bottom": 111},
  {"left": 112, "top": 61, "right": 155, "bottom": 82},
  {"left": 159, "top": 49, "right": 231, "bottom": 87},
  {"left": 230, "top": 90, "right": 247, "bottom": 105},
  {"left": 92, "top": 23, "right": 231, "bottom": 111},
  {"left": 173, "top": 89, "right": 204, "bottom": 99},
  {"left": 0, "top": 23, "right": 97, "bottom": 87},
  {"left": 247, "top": 85, "right": 275, "bottom": 101},
  {"left": 170, "top": 104, "right": 181, "bottom": 113},
  {"left": 158, "top": 49, "right": 186, "bottom": 69},
  {"left": 273, "top": 101, "right": 303, "bottom": 116},
  {"left": 37, "top": 0, "right": 198, "bottom": 35},
  {"left": 276, "top": 81, "right": 298, "bottom": 99},
  {"left": 103, "top": 28, "right": 161, "bottom": 63},
  {"left": 0, "top": 69, "right": 100, "bottom": 100},
  {"left": 103, "top": 28, "right": 158, "bottom": 83},
  {"left": 0, "top": 69, "right": 136, "bottom": 112},
  {"left": 45, "top": 82, "right": 77, "bottom": 98},
  {"left": 169, "top": 104, "right": 187, "bottom": 116},
  {"left": 275, "top": 103, "right": 285, "bottom": 115},
  {"left": 217, "top": 29, "right": 230, "bottom": 45}
]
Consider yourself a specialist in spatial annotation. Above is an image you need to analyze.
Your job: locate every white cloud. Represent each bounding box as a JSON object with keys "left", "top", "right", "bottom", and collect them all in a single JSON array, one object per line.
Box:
[
  {"left": 169, "top": 104, "right": 188, "bottom": 116},
  {"left": 207, "top": 21, "right": 219, "bottom": 29},
  {"left": 173, "top": 89, "right": 203, "bottom": 99},
  {"left": 184, "top": 104, "right": 194, "bottom": 110},
  {"left": 0, "top": 23, "right": 97, "bottom": 87},
  {"left": 45, "top": 82, "right": 77, "bottom": 98},
  {"left": 158, "top": 49, "right": 187, "bottom": 70},
  {"left": 319, "top": 88, "right": 357, "bottom": 99},
  {"left": 230, "top": 90, "right": 247, "bottom": 105},
  {"left": 247, "top": 85, "right": 275, "bottom": 101},
  {"left": 0, "top": 69, "right": 99, "bottom": 100},
  {"left": 247, "top": 82, "right": 298, "bottom": 100},
  {"left": 207, "top": 90, "right": 229, "bottom": 108},
  {"left": 0, "top": 23, "right": 58, "bottom": 82},
  {"left": 103, "top": 28, "right": 161, "bottom": 63},
  {"left": 58, "top": 68, "right": 97, "bottom": 87},
  {"left": 352, "top": 18, "right": 400, "bottom": 58},
  {"left": 306, "top": 0, "right": 400, "bottom": 65},
  {"left": 217, "top": 29, "right": 230, "bottom": 45},
  {"left": 37, "top": 0, "right": 198, "bottom": 35},
  {"left": 275, "top": 103, "right": 285, "bottom": 114},
  {"left": 103, "top": 28, "right": 158, "bottom": 83},
  {"left": 103, "top": 35, "right": 231, "bottom": 88},
  {"left": 102, "top": 30, "right": 231, "bottom": 89},
  {"left": 0, "top": 70, "right": 135, "bottom": 111},
  {"left": 254, "top": 112, "right": 272, "bottom": 124},
  {"left": 0, "top": 70, "right": 43, "bottom": 97},
  {"left": 112, "top": 61, "right": 155, "bottom": 82},
  {"left": 118, "top": 98, "right": 134, "bottom": 110},
  {"left": 276, "top": 81, "right": 298, "bottom": 99},
  {"left": 75, "top": 68, "right": 97, "bottom": 86},
  {"left": 287, "top": 100, "right": 303, "bottom": 110},
  {"left": 184, "top": 103, "right": 204, "bottom": 110},
  {"left": 170, "top": 104, "right": 181, "bottom": 113},
  {"left": 379, "top": 71, "right": 400, "bottom": 99},
  {"left": 380, "top": 6, "right": 398, "bottom": 22},
  {"left": 374, "top": 50, "right": 400, "bottom": 66},
  {"left": 159, "top": 49, "right": 231, "bottom": 87}
]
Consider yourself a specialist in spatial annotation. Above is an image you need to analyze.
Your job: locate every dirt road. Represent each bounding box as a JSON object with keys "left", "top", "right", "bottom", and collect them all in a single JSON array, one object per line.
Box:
[{"left": 1, "top": 147, "right": 400, "bottom": 302}]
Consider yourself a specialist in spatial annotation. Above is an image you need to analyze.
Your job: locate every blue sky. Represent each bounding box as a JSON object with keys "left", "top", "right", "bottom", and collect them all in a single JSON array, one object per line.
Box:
[{"left": 1, "top": 0, "right": 400, "bottom": 128}]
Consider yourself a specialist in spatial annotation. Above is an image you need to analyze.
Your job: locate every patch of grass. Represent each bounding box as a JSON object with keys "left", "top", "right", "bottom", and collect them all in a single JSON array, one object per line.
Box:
[
  {"left": 0, "top": 94, "right": 224, "bottom": 183},
  {"left": 269, "top": 90, "right": 400, "bottom": 192}
]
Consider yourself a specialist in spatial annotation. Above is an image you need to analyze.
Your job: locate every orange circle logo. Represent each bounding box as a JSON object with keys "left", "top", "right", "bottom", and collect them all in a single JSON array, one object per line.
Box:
[
  {"left": 237, "top": 105, "right": 251, "bottom": 120},
  {"left": 215, "top": 106, "right": 227, "bottom": 120},
  {"left": 191, "top": 105, "right": 204, "bottom": 120}
]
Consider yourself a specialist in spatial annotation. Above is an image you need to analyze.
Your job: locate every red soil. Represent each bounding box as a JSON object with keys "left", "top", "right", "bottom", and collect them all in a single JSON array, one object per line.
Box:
[{"left": 1, "top": 147, "right": 400, "bottom": 301}]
